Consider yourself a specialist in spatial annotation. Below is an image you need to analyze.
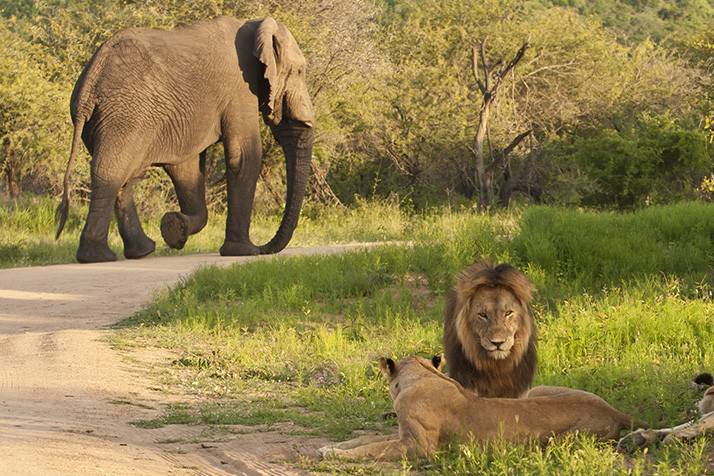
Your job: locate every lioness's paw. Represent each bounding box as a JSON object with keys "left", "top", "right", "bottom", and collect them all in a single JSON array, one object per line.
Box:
[
  {"left": 318, "top": 446, "right": 347, "bottom": 459},
  {"left": 616, "top": 429, "right": 661, "bottom": 452}
]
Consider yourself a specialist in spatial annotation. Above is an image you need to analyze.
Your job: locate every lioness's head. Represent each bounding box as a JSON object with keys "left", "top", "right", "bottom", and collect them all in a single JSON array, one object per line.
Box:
[
  {"left": 379, "top": 355, "right": 445, "bottom": 399},
  {"left": 693, "top": 372, "right": 714, "bottom": 415},
  {"left": 454, "top": 260, "right": 534, "bottom": 362}
]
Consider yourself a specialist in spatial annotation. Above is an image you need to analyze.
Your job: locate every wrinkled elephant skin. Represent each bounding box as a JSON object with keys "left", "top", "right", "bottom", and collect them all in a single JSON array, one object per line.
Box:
[{"left": 55, "top": 17, "right": 315, "bottom": 263}]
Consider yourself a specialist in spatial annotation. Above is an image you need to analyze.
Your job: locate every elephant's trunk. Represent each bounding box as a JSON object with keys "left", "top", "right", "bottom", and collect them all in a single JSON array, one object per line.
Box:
[{"left": 259, "top": 124, "right": 313, "bottom": 254}]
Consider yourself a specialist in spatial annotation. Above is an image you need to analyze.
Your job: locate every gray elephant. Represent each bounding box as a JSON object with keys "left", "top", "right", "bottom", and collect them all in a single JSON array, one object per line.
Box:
[{"left": 55, "top": 16, "right": 314, "bottom": 263}]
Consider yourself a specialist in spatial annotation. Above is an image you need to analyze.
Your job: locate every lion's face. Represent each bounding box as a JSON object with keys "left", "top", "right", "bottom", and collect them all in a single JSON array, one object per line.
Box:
[{"left": 462, "top": 286, "right": 529, "bottom": 361}]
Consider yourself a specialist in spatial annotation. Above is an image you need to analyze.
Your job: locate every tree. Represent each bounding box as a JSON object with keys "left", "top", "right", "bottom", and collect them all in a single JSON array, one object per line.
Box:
[
  {"left": 0, "top": 20, "right": 70, "bottom": 197},
  {"left": 470, "top": 39, "right": 530, "bottom": 209}
]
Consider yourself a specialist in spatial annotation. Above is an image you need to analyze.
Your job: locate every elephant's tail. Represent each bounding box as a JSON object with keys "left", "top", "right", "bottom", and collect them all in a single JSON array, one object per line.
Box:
[
  {"left": 55, "top": 32, "right": 113, "bottom": 239},
  {"left": 55, "top": 116, "right": 85, "bottom": 240}
]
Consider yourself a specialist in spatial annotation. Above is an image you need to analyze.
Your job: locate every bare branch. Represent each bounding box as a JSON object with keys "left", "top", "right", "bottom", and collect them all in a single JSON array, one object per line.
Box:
[
  {"left": 502, "top": 129, "right": 532, "bottom": 158},
  {"left": 521, "top": 61, "right": 578, "bottom": 80},
  {"left": 479, "top": 39, "right": 490, "bottom": 91},
  {"left": 472, "top": 46, "right": 486, "bottom": 94},
  {"left": 497, "top": 41, "right": 529, "bottom": 80}
]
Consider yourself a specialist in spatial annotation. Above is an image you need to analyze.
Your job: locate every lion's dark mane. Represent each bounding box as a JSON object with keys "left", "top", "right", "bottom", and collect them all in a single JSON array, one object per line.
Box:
[{"left": 443, "top": 261, "right": 537, "bottom": 398}]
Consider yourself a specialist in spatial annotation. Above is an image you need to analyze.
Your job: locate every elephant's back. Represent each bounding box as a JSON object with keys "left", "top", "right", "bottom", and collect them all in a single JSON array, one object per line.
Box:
[
  {"left": 90, "top": 27, "right": 224, "bottom": 121},
  {"left": 76, "top": 18, "right": 246, "bottom": 161}
]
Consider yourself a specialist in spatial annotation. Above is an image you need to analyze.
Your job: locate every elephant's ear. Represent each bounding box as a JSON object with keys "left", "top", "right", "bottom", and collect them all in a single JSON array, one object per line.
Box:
[{"left": 254, "top": 17, "right": 284, "bottom": 124}]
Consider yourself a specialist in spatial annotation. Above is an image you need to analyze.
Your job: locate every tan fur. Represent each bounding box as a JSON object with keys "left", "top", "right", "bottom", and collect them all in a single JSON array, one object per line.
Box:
[
  {"left": 319, "top": 356, "right": 635, "bottom": 461},
  {"left": 617, "top": 375, "right": 714, "bottom": 451},
  {"left": 699, "top": 386, "right": 714, "bottom": 415},
  {"left": 444, "top": 260, "right": 537, "bottom": 397}
]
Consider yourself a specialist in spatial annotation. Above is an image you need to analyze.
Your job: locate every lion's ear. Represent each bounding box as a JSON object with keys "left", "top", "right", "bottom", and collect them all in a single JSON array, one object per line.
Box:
[
  {"left": 431, "top": 355, "right": 445, "bottom": 371},
  {"left": 694, "top": 373, "right": 714, "bottom": 387},
  {"left": 379, "top": 357, "right": 396, "bottom": 378}
]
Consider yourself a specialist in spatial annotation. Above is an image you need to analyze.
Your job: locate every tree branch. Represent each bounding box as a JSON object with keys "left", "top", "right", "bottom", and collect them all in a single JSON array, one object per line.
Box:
[
  {"left": 472, "top": 46, "right": 486, "bottom": 94},
  {"left": 479, "top": 39, "right": 490, "bottom": 91},
  {"left": 502, "top": 129, "right": 532, "bottom": 158},
  {"left": 521, "top": 61, "right": 578, "bottom": 79},
  {"left": 497, "top": 41, "right": 529, "bottom": 80}
]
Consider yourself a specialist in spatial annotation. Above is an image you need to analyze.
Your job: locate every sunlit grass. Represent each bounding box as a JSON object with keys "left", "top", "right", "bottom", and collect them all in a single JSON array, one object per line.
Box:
[
  {"left": 112, "top": 201, "right": 714, "bottom": 473},
  {"left": 0, "top": 195, "right": 410, "bottom": 268}
]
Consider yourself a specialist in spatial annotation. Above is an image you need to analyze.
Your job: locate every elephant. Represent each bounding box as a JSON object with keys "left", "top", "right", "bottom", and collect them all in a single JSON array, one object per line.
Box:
[{"left": 55, "top": 16, "right": 314, "bottom": 263}]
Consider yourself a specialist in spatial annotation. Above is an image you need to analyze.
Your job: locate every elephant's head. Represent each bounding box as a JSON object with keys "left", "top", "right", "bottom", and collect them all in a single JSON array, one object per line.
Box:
[{"left": 254, "top": 18, "right": 315, "bottom": 254}]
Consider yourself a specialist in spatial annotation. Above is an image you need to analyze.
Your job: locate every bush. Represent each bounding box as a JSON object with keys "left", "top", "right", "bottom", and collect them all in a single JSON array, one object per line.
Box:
[{"left": 573, "top": 119, "right": 711, "bottom": 208}]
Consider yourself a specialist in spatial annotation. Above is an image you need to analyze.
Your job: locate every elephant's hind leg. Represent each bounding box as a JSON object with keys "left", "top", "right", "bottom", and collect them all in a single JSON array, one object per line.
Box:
[
  {"left": 77, "top": 159, "right": 123, "bottom": 263},
  {"left": 161, "top": 153, "right": 208, "bottom": 250},
  {"left": 115, "top": 177, "right": 155, "bottom": 259}
]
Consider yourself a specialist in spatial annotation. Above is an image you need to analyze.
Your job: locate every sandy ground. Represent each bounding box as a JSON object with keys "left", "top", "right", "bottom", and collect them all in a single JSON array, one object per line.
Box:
[{"left": 0, "top": 245, "right": 373, "bottom": 475}]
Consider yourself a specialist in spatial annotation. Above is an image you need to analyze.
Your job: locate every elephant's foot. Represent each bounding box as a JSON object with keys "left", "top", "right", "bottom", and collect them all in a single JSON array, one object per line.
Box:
[
  {"left": 220, "top": 240, "right": 260, "bottom": 256},
  {"left": 76, "top": 238, "right": 118, "bottom": 264},
  {"left": 124, "top": 235, "right": 156, "bottom": 260},
  {"left": 161, "top": 212, "right": 189, "bottom": 250}
]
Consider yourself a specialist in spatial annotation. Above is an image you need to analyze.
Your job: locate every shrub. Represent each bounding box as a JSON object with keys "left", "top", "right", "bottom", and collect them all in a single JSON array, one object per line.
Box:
[{"left": 573, "top": 119, "right": 711, "bottom": 208}]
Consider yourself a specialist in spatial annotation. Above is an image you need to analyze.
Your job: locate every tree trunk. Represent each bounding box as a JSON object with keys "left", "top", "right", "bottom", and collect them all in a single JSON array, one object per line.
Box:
[
  {"left": 474, "top": 97, "right": 493, "bottom": 210},
  {"left": 470, "top": 40, "right": 529, "bottom": 211},
  {"left": 4, "top": 150, "right": 19, "bottom": 198},
  {"left": 498, "top": 164, "right": 513, "bottom": 208}
]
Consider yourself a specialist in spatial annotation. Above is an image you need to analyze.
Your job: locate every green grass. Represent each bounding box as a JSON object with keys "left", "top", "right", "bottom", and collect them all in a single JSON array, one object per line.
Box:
[
  {"left": 0, "top": 195, "right": 409, "bottom": 268},
  {"left": 109, "top": 201, "right": 714, "bottom": 474}
]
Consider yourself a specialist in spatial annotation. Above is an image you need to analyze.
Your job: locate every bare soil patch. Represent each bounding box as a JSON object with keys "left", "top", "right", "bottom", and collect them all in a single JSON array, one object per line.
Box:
[{"left": 0, "top": 246, "right": 372, "bottom": 475}]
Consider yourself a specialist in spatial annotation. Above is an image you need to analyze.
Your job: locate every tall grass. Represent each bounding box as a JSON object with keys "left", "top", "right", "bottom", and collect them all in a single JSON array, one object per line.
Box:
[
  {"left": 0, "top": 195, "right": 409, "bottom": 268},
  {"left": 116, "top": 201, "right": 714, "bottom": 473},
  {"left": 512, "top": 203, "right": 714, "bottom": 294}
]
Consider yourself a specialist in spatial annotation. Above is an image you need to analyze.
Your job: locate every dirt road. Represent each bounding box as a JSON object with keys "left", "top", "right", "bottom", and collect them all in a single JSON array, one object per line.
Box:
[{"left": 0, "top": 245, "right": 370, "bottom": 475}]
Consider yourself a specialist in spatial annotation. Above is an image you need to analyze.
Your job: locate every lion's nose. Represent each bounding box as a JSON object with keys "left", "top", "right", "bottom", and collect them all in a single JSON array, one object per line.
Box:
[{"left": 490, "top": 338, "right": 506, "bottom": 349}]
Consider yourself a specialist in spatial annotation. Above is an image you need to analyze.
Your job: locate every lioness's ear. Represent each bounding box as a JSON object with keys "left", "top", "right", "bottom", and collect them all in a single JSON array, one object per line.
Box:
[
  {"left": 379, "top": 357, "right": 396, "bottom": 378},
  {"left": 431, "top": 355, "right": 445, "bottom": 371}
]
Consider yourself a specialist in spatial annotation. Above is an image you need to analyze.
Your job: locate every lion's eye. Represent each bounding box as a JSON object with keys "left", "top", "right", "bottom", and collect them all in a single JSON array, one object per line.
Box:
[
  {"left": 478, "top": 312, "right": 488, "bottom": 321},
  {"left": 505, "top": 310, "right": 514, "bottom": 319}
]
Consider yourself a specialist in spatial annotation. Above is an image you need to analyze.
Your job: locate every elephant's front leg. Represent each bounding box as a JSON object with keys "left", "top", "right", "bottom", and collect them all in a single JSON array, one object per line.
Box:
[
  {"left": 161, "top": 154, "right": 209, "bottom": 249},
  {"left": 115, "top": 177, "right": 156, "bottom": 259},
  {"left": 219, "top": 127, "right": 262, "bottom": 256}
]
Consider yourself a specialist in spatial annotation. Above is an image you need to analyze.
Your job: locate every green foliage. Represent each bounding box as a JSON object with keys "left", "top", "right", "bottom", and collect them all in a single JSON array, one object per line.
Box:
[
  {"left": 543, "top": 0, "right": 714, "bottom": 45},
  {"left": 353, "top": 0, "right": 705, "bottom": 206},
  {"left": 0, "top": 19, "right": 71, "bottom": 195},
  {"left": 0, "top": 0, "right": 709, "bottom": 207},
  {"left": 116, "top": 202, "right": 714, "bottom": 472},
  {"left": 572, "top": 119, "right": 711, "bottom": 207}
]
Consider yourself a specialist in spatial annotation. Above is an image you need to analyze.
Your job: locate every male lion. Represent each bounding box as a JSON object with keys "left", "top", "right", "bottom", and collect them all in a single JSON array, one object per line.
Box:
[
  {"left": 617, "top": 372, "right": 714, "bottom": 451},
  {"left": 319, "top": 355, "right": 635, "bottom": 461},
  {"left": 444, "top": 260, "right": 536, "bottom": 397}
]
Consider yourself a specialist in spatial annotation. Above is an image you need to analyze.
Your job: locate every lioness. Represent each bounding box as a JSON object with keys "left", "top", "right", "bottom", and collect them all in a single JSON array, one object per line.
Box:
[
  {"left": 319, "top": 355, "right": 635, "bottom": 460},
  {"left": 617, "top": 372, "right": 714, "bottom": 451},
  {"left": 444, "top": 260, "right": 536, "bottom": 397}
]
